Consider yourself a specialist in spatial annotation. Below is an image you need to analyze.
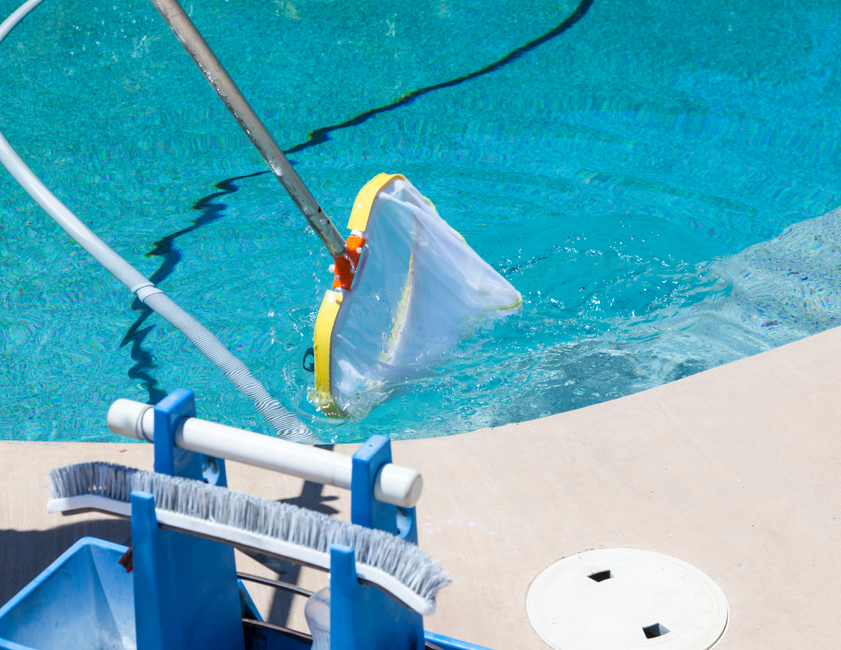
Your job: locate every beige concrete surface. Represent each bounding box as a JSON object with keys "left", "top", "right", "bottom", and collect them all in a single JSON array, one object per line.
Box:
[{"left": 3, "top": 324, "right": 841, "bottom": 648}]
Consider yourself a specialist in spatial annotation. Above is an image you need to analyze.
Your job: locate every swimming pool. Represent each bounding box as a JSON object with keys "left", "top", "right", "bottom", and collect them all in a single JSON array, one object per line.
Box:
[{"left": 1, "top": 0, "right": 840, "bottom": 443}]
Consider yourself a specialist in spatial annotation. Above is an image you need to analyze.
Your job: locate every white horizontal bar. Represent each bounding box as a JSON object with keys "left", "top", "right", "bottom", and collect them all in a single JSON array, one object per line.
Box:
[
  {"left": 107, "top": 399, "right": 422, "bottom": 508},
  {"left": 47, "top": 494, "right": 132, "bottom": 517}
]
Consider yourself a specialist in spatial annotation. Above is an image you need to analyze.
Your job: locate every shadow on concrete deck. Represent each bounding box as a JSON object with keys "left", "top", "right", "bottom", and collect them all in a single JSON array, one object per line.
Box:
[{"left": 0, "top": 519, "right": 132, "bottom": 606}]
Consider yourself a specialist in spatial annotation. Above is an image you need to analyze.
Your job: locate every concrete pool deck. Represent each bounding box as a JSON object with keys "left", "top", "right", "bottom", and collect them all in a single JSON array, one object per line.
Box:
[{"left": 2, "top": 324, "right": 840, "bottom": 648}]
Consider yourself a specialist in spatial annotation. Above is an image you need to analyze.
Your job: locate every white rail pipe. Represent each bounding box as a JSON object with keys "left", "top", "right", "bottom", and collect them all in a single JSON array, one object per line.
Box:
[{"left": 107, "top": 399, "right": 423, "bottom": 508}]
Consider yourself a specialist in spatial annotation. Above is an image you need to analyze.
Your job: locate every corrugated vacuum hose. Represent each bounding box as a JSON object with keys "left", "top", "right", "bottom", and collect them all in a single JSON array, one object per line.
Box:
[{"left": 0, "top": 0, "right": 312, "bottom": 441}]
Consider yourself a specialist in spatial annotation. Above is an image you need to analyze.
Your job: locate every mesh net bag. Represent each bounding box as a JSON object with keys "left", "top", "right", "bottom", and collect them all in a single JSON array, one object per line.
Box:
[{"left": 313, "top": 174, "right": 522, "bottom": 418}]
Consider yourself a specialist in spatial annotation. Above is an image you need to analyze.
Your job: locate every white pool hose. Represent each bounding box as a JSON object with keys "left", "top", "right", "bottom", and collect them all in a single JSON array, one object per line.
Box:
[
  {"left": 108, "top": 398, "right": 423, "bottom": 508},
  {"left": 0, "top": 0, "right": 312, "bottom": 441}
]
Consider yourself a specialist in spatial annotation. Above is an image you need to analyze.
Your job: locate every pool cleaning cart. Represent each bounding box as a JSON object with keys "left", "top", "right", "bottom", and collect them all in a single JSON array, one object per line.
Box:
[{"left": 0, "top": 389, "right": 490, "bottom": 650}]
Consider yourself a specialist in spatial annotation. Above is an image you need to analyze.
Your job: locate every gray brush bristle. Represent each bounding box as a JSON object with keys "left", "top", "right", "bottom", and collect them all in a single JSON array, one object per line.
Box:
[{"left": 49, "top": 462, "right": 450, "bottom": 601}]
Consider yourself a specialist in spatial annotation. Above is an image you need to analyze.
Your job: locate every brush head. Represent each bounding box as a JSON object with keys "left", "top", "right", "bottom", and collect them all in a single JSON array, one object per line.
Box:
[{"left": 48, "top": 462, "right": 450, "bottom": 610}]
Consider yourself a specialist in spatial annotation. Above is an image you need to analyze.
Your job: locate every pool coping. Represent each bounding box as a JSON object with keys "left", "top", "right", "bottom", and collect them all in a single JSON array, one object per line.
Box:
[{"left": 3, "top": 322, "right": 841, "bottom": 648}]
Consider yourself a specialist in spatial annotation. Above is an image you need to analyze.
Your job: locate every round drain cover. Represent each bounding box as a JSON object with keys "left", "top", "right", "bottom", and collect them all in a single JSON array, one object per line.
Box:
[{"left": 527, "top": 548, "right": 728, "bottom": 650}]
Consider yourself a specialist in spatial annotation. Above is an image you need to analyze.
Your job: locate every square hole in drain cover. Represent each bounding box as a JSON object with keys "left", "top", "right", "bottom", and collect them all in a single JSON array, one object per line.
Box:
[
  {"left": 588, "top": 570, "right": 613, "bottom": 582},
  {"left": 643, "top": 623, "right": 670, "bottom": 639}
]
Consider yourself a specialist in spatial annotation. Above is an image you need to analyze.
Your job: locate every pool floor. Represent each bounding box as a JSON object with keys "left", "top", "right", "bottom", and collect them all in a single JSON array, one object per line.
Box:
[{"left": 1, "top": 0, "right": 840, "bottom": 441}]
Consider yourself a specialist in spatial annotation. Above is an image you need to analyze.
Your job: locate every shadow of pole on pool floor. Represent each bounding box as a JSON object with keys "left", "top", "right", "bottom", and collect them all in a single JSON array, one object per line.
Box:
[{"left": 121, "top": 0, "right": 596, "bottom": 404}]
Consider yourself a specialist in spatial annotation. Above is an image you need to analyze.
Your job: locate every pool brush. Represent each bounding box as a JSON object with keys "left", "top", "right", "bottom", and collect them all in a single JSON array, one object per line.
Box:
[{"left": 47, "top": 461, "right": 449, "bottom": 616}]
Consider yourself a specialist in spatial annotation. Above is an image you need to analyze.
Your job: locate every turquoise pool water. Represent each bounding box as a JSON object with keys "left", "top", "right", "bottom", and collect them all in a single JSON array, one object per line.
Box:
[{"left": 1, "top": 0, "right": 840, "bottom": 442}]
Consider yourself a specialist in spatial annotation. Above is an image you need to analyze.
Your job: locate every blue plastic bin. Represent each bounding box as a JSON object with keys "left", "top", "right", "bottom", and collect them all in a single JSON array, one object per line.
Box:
[{"left": 0, "top": 537, "right": 135, "bottom": 650}]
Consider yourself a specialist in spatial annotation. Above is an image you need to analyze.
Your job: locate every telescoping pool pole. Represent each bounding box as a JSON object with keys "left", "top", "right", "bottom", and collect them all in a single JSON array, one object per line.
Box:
[{"left": 148, "top": 0, "right": 347, "bottom": 258}]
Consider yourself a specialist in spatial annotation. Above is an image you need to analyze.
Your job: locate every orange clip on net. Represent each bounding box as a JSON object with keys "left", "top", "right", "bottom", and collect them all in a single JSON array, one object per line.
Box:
[{"left": 332, "top": 233, "right": 365, "bottom": 290}]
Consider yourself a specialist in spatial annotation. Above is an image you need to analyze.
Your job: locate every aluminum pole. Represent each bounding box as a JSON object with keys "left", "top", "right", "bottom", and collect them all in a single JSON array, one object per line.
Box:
[{"left": 149, "top": 0, "right": 347, "bottom": 257}]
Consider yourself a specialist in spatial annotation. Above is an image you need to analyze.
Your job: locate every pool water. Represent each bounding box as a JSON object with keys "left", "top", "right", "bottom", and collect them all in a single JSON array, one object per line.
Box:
[{"left": 1, "top": 0, "right": 840, "bottom": 442}]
